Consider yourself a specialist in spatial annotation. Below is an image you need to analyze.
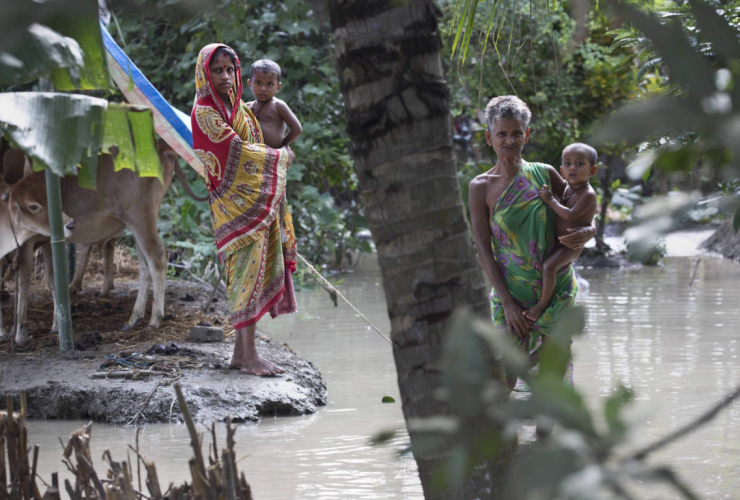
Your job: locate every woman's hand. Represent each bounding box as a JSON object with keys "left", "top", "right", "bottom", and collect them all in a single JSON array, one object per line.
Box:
[
  {"left": 559, "top": 226, "right": 596, "bottom": 250},
  {"left": 284, "top": 147, "right": 295, "bottom": 169},
  {"left": 539, "top": 184, "right": 554, "bottom": 204},
  {"left": 503, "top": 301, "right": 531, "bottom": 338}
]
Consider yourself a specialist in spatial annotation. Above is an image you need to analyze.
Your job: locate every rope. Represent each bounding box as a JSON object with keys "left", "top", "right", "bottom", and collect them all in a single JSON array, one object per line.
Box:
[{"left": 296, "top": 252, "right": 392, "bottom": 345}]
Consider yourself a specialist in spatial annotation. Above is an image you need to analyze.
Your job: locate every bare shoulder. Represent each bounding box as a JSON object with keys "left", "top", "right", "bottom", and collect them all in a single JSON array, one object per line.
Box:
[
  {"left": 273, "top": 98, "right": 292, "bottom": 111},
  {"left": 583, "top": 185, "right": 598, "bottom": 203},
  {"left": 469, "top": 172, "right": 493, "bottom": 193}
]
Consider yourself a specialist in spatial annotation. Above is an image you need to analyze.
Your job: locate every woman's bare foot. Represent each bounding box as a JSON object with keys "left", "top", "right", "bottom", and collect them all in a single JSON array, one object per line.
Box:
[
  {"left": 239, "top": 352, "right": 285, "bottom": 376},
  {"left": 523, "top": 303, "right": 547, "bottom": 322},
  {"left": 236, "top": 326, "right": 285, "bottom": 376},
  {"left": 230, "top": 328, "right": 245, "bottom": 368}
]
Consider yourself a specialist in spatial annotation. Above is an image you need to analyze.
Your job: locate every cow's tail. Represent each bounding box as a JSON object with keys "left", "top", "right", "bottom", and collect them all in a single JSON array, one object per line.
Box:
[{"left": 173, "top": 162, "right": 208, "bottom": 202}]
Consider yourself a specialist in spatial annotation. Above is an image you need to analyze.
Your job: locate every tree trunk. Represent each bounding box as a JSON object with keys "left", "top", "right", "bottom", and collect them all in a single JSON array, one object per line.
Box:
[
  {"left": 595, "top": 155, "right": 613, "bottom": 253},
  {"left": 326, "top": 1, "right": 493, "bottom": 497}
]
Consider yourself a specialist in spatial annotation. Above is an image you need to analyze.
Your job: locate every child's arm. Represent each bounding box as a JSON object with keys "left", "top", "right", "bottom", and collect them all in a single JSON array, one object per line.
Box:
[
  {"left": 539, "top": 185, "right": 597, "bottom": 222},
  {"left": 545, "top": 165, "right": 568, "bottom": 198},
  {"left": 276, "top": 101, "right": 303, "bottom": 147}
]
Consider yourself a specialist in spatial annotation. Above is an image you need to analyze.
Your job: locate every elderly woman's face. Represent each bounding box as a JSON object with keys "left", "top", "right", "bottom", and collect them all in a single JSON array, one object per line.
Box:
[{"left": 485, "top": 118, "right": 530, "bottom": 159}]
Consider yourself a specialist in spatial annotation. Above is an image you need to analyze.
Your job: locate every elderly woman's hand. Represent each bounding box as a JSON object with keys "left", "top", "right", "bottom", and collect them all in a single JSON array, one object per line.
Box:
[
  {"left": 559, "top": 226, "right": 595, "bottom": 250},
  {"left": 503, "top": 301, "right": 531, "bottom": 338}
]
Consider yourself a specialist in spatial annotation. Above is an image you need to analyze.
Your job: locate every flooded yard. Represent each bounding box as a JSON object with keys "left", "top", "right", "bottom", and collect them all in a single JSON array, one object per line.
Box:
[{"left": 18, "top": 234, "right": 740, "bottom": 498}]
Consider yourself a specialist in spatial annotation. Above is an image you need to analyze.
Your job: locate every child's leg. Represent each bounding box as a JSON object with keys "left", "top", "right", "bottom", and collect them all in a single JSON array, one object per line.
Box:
[
  {"left": 524, "top": 246, "right": 581, "bottom": 322},
  {"left": 279, "top": 196, "right": 288, "bottom": 244}
]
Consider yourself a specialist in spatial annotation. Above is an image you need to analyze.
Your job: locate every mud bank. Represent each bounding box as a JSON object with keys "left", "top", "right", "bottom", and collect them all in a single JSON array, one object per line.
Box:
[
  {"left": 0, "top": 252, "right": 327, "bottom": 424},
  {"left": 701, "top": 220, "right": 740, "bottom": 261},
  {"left": 0, "top": 338, "right": 327, "bottom": 424}
]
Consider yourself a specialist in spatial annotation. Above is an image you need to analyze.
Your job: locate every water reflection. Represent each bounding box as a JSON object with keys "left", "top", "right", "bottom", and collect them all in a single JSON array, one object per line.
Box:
[
  {"left": 23, "top": 253, "right": 740, "bottom": 498},
  {"left": 576, "top": 256, "right": 740, "bottom": 497}
]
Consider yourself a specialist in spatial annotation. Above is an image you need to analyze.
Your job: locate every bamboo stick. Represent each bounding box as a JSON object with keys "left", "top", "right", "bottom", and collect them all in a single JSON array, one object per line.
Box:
[
  {"left": 221, "top": 450, "right": 237, "bottom": 500},
  {"left": 0, "top": 413, "right": 8, "bottom": 489},
  {"left": 144, "top": 462, "right": 163, "bottom": 500},
  {"left": 174, "top": 384, "right": 208, "bottom": 485}
]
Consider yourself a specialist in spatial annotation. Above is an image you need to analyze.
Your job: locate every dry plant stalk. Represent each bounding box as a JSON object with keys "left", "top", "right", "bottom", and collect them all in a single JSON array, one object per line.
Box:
[{"left": 0, "top": 387, "right": 254, "bottom": 500}]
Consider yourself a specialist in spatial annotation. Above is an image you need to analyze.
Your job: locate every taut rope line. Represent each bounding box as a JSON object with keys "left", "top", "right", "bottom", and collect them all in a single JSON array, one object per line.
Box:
[{"left": 296, "top": 253, "right": 392, "bottom": 346}]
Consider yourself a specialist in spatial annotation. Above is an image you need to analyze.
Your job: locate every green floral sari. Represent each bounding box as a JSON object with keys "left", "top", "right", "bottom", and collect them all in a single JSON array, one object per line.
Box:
[{"left": 490, "top": 162, "right": 577, "bottom": 384}]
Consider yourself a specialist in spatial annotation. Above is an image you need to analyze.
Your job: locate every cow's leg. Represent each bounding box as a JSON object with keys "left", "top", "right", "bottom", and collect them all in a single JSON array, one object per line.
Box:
[
  {"left": 13, "top": 241, "right": 36, "bottom": 346},
  {"left": 101, "top": 238, "right": 116, "bottom": 297},
  {"left": 129, "top": 228, "right": 166, "bottom": 329},
  {"left": 40, "top": 244, "right": 59, "bottom": 334},
  {"left": 0, "top": 257, "right": 8, "bottom": 341},
  {"left": 124, "top": 240, "right": 152, "bottom": 330},
  {"left": 69, "top": 243, "right": 92, "bottom": 295}
]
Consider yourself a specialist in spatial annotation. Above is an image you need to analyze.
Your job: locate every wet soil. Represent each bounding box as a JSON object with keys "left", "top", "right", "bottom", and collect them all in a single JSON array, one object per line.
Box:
[
  {"left": 0, "top": 250, "right": 327, "bottom": 424},
  {"left": 701, "top": 220, "right": 740, "bottom": 261}
]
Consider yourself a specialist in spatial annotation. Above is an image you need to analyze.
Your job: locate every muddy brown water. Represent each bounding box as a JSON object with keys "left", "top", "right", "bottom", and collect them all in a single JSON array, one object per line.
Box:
[{"left": 23, "top": 231, "right": 740, "bottom": 498}]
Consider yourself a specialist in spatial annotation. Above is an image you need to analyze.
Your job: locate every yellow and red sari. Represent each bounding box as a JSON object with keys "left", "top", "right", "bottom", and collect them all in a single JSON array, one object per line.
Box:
[{"left": 191, "top": 44, "right": 297, "bottom": 328}]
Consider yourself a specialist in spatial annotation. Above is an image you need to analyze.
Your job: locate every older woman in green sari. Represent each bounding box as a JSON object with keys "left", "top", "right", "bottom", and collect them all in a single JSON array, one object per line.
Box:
[{"left": 469, "top": 96, "right": 595, "bottom": 392}]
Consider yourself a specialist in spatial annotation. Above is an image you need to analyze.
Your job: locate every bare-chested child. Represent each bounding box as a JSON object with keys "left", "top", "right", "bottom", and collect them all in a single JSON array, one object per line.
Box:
[
  {"left": 524, "top": 143, "right": 598, "bottom": 322},
  {"left": 246, "top": 59, "right": 302, "bottom": 243}
]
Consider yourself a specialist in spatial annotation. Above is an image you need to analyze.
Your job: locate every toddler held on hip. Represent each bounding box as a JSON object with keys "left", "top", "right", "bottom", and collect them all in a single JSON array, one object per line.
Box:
[
  {"left": 524, "top": 143, "right": 599, "bottom": 322},
  {"left": 247, "top": 59, "right": 302, "bottom": 243}
]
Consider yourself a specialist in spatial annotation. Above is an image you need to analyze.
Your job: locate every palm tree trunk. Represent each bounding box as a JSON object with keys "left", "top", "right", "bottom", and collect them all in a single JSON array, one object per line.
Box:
[{"left": 326, "top": 1, "right": 494, "bottom": 497}]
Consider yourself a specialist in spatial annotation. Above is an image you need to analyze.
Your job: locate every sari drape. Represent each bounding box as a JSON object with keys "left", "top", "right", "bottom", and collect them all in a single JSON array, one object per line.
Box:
[
  {"left": 490, "top": 162, "right": 577, "bottom": 383},
  {"left": 192, "top": 44, "right": 297, "bottom": 328}
]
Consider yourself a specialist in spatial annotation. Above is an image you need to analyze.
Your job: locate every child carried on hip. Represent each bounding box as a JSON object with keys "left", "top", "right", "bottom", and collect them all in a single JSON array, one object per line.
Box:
[
  {"left": 247, "top": 59, "right": 302, "bottom": 243},
  {"left": 524, "top": 143, "right": 599, "bottom": 322}
]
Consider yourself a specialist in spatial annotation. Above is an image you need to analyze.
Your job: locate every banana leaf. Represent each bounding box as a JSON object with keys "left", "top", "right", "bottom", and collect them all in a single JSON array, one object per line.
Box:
[
  {"left": 0, "top": 92, "right": 161, "bottom": 188},
  {"left": 0, "top": 0, "right": 111, "bottom": 90},
  {"left": 0, "top": 24, "right": 84, "bottom": 87}
]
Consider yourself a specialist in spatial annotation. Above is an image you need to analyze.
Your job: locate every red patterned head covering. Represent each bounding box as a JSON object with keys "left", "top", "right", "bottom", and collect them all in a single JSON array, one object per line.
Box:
[{"left": 194, "top": 43, "right": 243, "bottom": 126}]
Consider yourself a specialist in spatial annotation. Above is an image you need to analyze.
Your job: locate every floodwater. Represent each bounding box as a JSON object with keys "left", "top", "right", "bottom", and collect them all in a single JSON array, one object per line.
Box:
[{"left": 24, "top": 230, "right": 740, "bottom": 498}]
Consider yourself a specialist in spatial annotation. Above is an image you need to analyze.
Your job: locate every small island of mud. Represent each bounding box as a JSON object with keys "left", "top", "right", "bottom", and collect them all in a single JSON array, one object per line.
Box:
[{"left": 0, "top": 250, "right": 327, "bottom": 424}]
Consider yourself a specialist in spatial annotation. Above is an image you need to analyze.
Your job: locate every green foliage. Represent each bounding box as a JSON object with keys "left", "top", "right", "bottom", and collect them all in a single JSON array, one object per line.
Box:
[
  {"left": 156, "top": 163, "right": 215, "bottom": 277},
  {"left": 595, "top": 0, "right": 740, "bottom": 247},
  {"left": 0, "top": 95, "right": 161, "bottom": 186},
  {"left": 0, "top": 24, "right": 84, "bottom": 87},
  {"left": 0, "top": 1, "right": 163, "bottom": 186},
  {"left": 626, "top": 237, "right": 666, "bottom": 265},
  {"left": 441, "top": 0, "right": 639, "bottom": 166},
  {"left": 110, "top": 0, "right": 368, "bottom": 267},
  {"left": 0, "top": 0, "right": 111, "bottom": 90}
]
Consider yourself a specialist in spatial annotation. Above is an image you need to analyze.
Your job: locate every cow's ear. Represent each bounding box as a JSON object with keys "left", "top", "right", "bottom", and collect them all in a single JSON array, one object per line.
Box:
[{"left": 2, "top": 148, "right": 28, "bottom": 185}]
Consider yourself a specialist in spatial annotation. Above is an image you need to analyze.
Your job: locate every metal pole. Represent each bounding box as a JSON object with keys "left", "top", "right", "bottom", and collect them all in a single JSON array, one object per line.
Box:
[{"left": 45, "top": 171, "right": 74, "bottom": 351}]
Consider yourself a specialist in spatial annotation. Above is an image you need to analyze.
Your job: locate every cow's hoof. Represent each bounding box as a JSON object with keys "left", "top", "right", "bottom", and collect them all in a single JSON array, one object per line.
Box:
[
  {"left": 0, "top": 333, "right": 10, "bottom": 343},
  {"left": 122, "top": 324, "right": 132, "bottom": 332}
]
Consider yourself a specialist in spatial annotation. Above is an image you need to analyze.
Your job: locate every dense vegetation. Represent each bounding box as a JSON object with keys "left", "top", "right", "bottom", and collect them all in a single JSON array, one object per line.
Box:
[{"left": 109, "top": 0, "right": 367, "bottom": 275}]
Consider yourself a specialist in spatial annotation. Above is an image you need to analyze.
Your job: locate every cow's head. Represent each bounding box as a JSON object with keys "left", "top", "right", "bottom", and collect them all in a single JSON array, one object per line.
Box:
[
  {"left": 2, "top": 149, "right": 76, "bottom": 239},
  {"left": 2, "top": 148, "right": 34, "bottom": 185}
]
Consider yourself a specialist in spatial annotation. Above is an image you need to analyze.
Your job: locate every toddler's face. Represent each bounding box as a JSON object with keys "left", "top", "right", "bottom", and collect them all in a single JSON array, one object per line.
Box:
[
  {"left": 248, "top": 71, "right": 281, "bottom": 102},
  {"left": 560, "top": 149, "right": 597, "bottom": 185}
]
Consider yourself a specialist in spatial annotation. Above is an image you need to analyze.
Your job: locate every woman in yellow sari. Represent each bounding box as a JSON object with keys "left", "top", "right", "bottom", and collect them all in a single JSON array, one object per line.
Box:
[{"left": 192, "top": 44, "right": 297, "bottom": 376}]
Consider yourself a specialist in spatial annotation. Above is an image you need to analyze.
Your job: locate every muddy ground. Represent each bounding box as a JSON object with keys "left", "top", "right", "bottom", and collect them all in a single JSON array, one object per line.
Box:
[
  {"left": 0, "top": 248, "right": 327, "bottom": 424},
  {"left": 701, "top": 220, "right": 740, "bottom": 261}
]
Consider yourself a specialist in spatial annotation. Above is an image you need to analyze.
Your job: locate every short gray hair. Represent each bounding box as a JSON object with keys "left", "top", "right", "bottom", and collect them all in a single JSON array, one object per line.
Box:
[{"left": 485, "top": 96, "right": 531, "bottom": 131}]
